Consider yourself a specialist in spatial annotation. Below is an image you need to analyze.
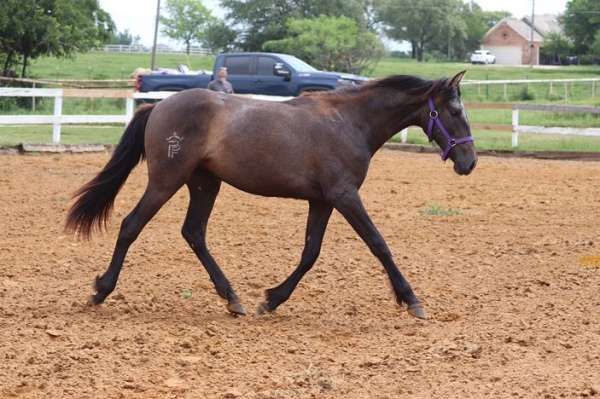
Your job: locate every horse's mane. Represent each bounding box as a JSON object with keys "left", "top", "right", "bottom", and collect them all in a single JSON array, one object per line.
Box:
[{"left": 299, "top": 74, "right": 449, "bottom": 103}]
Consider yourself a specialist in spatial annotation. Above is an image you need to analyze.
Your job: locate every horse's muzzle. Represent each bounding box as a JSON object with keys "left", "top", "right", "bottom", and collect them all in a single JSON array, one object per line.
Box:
[{"left": 454, "top": 158, "right": 477, "bottom": 175}]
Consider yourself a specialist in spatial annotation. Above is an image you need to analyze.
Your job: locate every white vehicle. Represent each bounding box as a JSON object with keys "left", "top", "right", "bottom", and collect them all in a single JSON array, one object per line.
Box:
[{"left": 470, "top": 50, "right": 496, "bottom": 65}]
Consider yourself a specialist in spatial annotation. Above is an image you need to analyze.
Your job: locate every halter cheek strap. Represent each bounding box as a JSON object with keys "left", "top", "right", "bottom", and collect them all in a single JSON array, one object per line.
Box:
[{"left": 426, "top": 97, "right": 474, "bottom": 161}]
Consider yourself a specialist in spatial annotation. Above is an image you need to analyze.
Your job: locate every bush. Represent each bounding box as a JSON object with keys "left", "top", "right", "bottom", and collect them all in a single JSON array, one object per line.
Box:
[
  {"left": 263, "top": 16, "right": 384, "bottom": 75},
  {"left": 513, "top": 86, "right": 535, "bottom": 101},
  {"left": 578, "top": 54, "right": 600, "bottom": 65}
]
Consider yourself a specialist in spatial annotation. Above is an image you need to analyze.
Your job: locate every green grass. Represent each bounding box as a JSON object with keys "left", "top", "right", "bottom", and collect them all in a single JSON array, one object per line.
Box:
[
  {"left": 0, "top": 125, "right": 123, "bottom": 146},
  {"left": 29, "top": 52, "right": 213, "bottom": 80},
  {"left": 26, "top": 53, "right": 600, "bottom": 82},
  {"left": 420, "top": 204, "right": 463, "bottom": 217},
  {"left": 180, "top": 289, "right": 193, "bottom": 300},
  {"left": 372, "top": 58, "right": 600, "bottom": 80},
  {"left": 392, "top": 128, "right": 600, "bottom": 152}
]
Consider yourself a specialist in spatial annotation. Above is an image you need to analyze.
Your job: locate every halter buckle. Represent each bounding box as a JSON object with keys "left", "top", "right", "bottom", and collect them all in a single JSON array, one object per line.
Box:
[
  {"left": 449, "top": 139, "right": 456, "bottom": 147},
  {"left": 429, "top": 110, "right": 439, "bottom": 119}
]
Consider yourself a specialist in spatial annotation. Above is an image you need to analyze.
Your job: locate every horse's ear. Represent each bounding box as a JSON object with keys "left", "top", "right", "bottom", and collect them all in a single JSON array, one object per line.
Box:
[{"left": 449, "top": 70, "right": 466, "bottom": 88}]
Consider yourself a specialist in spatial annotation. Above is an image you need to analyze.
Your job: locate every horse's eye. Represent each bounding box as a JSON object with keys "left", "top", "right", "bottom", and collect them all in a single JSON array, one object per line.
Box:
[{"left": 450, "top": 108, "right": 462, "bottom": 117}]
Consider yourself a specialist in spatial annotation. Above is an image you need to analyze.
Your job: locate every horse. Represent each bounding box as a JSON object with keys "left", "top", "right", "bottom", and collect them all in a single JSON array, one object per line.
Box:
[{"left": 66, "top": 71, "right": 476, "bottom": 320}]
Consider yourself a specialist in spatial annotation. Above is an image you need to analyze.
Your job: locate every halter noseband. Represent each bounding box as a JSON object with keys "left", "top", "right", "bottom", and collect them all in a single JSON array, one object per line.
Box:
[{"left": 426, "top": 97, "right": 473, "bottom": 161}]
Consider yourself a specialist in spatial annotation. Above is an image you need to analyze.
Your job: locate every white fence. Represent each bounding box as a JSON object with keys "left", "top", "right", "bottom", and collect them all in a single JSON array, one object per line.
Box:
[
  {"left": 102, "top": 45, "right": 212, "bottom": 56},
  {"left": 0, "top": 88, "right": 290, "bottom": 144},
  {"left": 1, "top": 87, "right": 599, "bottom": 146},
  {"left": 510, "top": 103, "right": 600, "bottom": 147}
]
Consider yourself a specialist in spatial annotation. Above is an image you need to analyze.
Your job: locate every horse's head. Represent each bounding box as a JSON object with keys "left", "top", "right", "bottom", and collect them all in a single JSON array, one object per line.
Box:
[{"left": 423, "top": 71, "right": 477, "bottom": 176}]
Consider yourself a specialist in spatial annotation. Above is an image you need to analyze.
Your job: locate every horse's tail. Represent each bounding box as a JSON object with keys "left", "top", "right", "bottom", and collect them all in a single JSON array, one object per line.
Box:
[{"left": 66, "top": 104, "right": 155, "bottom": 238}]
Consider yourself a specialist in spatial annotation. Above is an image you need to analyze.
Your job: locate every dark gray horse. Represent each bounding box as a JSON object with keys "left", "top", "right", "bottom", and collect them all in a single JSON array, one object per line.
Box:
[{"left": 66, "top": 71, "right": 476, "bottom": 320}]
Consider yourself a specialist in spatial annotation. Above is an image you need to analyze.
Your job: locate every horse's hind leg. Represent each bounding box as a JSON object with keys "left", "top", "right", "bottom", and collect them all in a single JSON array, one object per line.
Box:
[
  {"left": 91, "top": 182, "right": 179, "bottom": 305},
  {"left": 181, "top": 170, "right": 246, "bottom": 316},
  {"left": 257, "top": 200, "right": 333, "bottom": 314}
]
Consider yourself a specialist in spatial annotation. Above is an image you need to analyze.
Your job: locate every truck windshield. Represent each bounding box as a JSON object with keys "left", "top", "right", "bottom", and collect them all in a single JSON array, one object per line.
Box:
[{"left": 278, "top": 55, "right": 317, "bottom": 72}]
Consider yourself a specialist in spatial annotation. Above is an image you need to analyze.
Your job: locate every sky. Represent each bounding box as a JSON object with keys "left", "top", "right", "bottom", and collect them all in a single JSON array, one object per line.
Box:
[{"left": 99, "top": 0, "right": 569, "bottom": 49}]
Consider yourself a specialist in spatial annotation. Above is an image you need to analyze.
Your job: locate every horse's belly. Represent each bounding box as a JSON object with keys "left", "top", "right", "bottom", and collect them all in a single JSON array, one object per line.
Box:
[{"left": 207, "top": 156, "right": 320, "bottom": 200}]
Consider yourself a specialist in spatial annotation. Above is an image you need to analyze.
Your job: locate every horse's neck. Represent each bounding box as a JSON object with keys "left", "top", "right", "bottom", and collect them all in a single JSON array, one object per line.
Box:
[{"left": 351, "top": 88, "right": 425, "bottom": 154}]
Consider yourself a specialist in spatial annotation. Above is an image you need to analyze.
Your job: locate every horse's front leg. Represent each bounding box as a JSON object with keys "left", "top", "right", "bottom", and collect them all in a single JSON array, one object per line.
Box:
[{"left": 333, "top": 189, "right": 426, "bottom": 319}]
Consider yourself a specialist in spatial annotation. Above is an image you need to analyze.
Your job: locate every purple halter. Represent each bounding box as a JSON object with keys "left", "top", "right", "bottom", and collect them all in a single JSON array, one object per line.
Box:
[{"left": 426, "top": 97, "right": 474, "bottom": 161}]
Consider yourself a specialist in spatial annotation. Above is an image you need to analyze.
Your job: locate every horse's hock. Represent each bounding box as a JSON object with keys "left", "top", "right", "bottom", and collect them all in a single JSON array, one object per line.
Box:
[{"left": 1, "top": 150, "right": 599, "bottom": 398}]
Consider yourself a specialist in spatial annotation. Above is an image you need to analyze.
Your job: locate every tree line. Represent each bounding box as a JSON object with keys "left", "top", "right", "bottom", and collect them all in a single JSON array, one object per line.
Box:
[
  {"left": 160, "top": 0, "right": 511, "bottom": 72},
  {"left": 542, "top": 0, "right": 600, "bottom": 65}
]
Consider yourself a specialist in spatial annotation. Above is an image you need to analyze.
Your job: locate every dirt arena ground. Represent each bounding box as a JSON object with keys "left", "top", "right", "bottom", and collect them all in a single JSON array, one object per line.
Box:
[{"left": 1, "top": 150, "right": 599, "bottom": 398}]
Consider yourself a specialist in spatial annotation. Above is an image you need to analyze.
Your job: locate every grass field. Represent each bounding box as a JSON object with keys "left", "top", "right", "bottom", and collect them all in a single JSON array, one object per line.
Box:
[
  {"left": 26, "top": 52, "right": 600, "bottom": 82},
  {"left": 29, "top": 52, "right": 213, "bottom": 80}
]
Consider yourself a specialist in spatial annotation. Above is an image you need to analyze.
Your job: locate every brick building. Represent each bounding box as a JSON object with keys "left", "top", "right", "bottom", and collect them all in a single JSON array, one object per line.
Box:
[{"left": 480, "top": 15, "right": 561, "bottom": 65}]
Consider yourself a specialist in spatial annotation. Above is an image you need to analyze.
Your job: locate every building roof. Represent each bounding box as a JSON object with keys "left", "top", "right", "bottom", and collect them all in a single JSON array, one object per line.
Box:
[
  {"left": 482, "top": 17, "right": 544, "bottom": 43},
  {"left": 522, "top": 14, "right": 563, "bottom": 36}
]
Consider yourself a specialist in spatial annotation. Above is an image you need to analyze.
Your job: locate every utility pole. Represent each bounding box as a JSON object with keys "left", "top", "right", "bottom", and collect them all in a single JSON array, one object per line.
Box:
[
  {"left": 529, "top": 0, "right": 535, "bottom": 67},
  {"left": 151, "top": 0, "right": 161, "bottom": 70}
]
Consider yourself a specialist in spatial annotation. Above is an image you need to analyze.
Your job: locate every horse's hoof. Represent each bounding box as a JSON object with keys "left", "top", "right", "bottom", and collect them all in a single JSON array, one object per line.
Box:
[
  {"left": 255, "top": 302, "right": 272, "bottom": 316},
  {"left": 92, "top": 275, "right": 101, "bottom": 290},
  {"left": 88, "top": 294, "right": 101, "bottom": 306},
  {"left": 407, "top": 304, "right": 427, "bottom": 320},
  {"left": 227, "top": 302, "right": 247, "bottom": 316}
]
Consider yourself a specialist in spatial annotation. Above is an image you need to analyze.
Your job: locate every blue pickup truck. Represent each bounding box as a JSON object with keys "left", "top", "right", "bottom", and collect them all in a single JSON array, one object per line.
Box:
[{"left": 136, "top": 52, "right": 369, "bottom": 96}]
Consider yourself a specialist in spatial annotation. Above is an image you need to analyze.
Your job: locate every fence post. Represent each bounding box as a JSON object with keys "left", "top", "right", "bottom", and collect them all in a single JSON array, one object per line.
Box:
[
  {"left": 32, "top": 82, "right": 36, "bottom": 112},
  {"left": 503, "top": 83, "right": 507, "bottom": 101},
  {"left": 125, "top": 97, "right": 135, "bottom": 124},
  {"left": 52, "top": 93, "right": 63, "bottom": 144},
  {"left": 564, "top": 82, "right": 568, "bottom": 103},
  {"left": 593, "top": 81, "right": 596, "bottom": 98},
  {"left": 511, "top": 108, "right": 519, "bottom": 148},
  {"left": 400, "top": 128, "right": 408, "bottom": 143}
]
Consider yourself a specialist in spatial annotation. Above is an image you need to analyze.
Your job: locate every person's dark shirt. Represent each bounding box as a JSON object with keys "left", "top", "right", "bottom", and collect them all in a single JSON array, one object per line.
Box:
[{"left": 208, "top": 79, "right": 234, "bottom": 94}]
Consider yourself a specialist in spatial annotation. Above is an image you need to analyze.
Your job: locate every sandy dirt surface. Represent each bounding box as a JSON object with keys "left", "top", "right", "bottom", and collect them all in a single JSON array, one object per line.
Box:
[{"left": 1, "top": 150, "right": 599, "bottom": 398}]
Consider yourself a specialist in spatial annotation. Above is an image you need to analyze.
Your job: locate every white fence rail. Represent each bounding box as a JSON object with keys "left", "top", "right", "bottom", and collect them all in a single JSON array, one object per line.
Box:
[
  {"left": 101, "top": 45, "right": 212, "bottom": 56},
  {"left": 1, "top": 87, "right": 599, "bottom": 147},
  {"left": 461, "top": 78, "right": 600, "bottom": 102},
  {"left": 510, "top": 103, "right": 600, "bottom": 147}
]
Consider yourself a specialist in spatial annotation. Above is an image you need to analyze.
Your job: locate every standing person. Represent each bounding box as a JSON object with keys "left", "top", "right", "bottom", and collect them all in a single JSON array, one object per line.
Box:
[{"left": 208, "top": 67, "right": 234, "bottom": 94}]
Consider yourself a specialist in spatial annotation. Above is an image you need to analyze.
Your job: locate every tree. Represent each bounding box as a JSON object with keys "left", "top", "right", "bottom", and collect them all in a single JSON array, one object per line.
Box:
[
  {"left": 592, "top": 31, "right": 600, "bottom": 57},
  {"left": 461, "top": 4, "right": 510, "bottom": 59},
  {"left": 375, "top": 0, "right": 509, "bottom": 62},
  {"left": 202, "top": 20, "right": 237, "bottom": 54},
  {"left": 0, "top": 0, "right": 114, "bottom": 77},
  {"left": 109, "top": 29, "right": 141, "bottom": 46},
  {"left": 220, "top": 0, "right": 374, "bottom": 51},
  {"left": 427, "top": 0, "right": 469, "bottom": 60},
  {"left": 161, "top": 0, "right": 213, "bottom": 54},
  {"left": 263, "top": 16, "right": 384, "bottom": 74},
  {"left": 562, "top": 0, "right": 600, "bottom": 54},
  {"left": 541, "top": 32, "right": 573, "bottom": 64},
  {"left": 374, "top": 0, "right": 457, "bottom": 61}
]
